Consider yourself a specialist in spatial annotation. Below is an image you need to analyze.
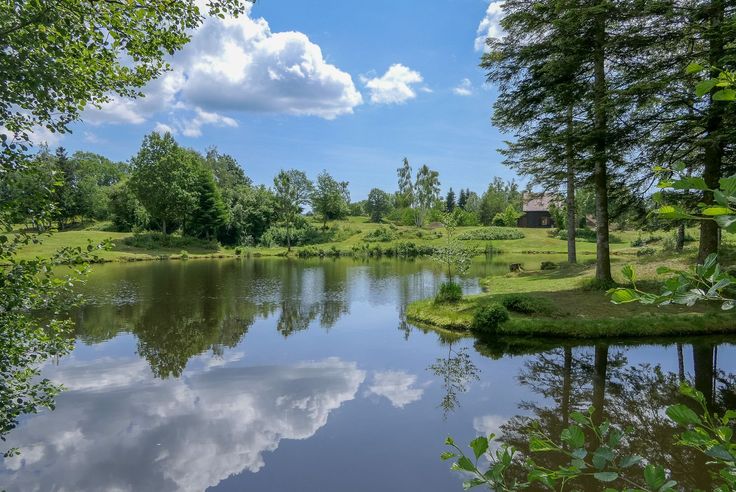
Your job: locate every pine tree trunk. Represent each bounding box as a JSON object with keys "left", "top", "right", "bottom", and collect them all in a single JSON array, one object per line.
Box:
[
  {"left": 591, "top": 344, "right": 609, "bottom": 430},
  {"left": 162, "top": 219, "right": 167, "bottom": 235},
  {"left": 561, "top": 347, "right": 573, "bottom": 427},
  {"left": 698, "top": 1, "right": 726, "bottom": 263},
  {"left": 566, "top": 104, "right": 577, "bottom": 264},
  {"left": 676, "top": 223, "right": 685, "bottom": 252},
  {"left": 592, "top": 6, "right": 612, "bottom": 283}
]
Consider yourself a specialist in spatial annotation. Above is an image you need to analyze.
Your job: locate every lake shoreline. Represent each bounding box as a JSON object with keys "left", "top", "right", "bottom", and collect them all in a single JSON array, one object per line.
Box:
[{"left": 406, "top": 293, "right": 736, "bottom": 339}]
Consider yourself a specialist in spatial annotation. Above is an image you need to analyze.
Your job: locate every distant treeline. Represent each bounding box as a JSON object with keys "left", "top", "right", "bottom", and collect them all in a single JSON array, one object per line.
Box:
[{"left": 3, "top": 132, "right": 658, "bottom": 249}]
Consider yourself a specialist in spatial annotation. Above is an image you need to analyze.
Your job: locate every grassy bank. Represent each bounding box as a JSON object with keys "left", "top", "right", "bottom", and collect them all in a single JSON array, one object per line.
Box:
[
  {"left": 13, "top": 217, "right": 684, "bottom": 263},
  {"left": 406, "top": 258, "right": 736, "bottom": 338},
  {"left": 407, "top": 296, "right": 735, "bottom": 338}
]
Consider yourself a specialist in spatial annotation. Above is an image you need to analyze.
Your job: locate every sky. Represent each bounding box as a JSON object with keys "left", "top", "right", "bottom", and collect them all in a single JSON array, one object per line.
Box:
[{"left": 44, "top": 0, "right": 512, "bottom": 200}]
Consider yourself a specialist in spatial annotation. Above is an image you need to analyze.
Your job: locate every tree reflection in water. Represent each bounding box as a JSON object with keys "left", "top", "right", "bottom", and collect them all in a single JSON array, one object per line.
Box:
[
  {"left": 428, "top": 342, "right": 480, "bottom": 419},
  {"left": 483, "top": 339, "right": 736, "bottom": 490}
]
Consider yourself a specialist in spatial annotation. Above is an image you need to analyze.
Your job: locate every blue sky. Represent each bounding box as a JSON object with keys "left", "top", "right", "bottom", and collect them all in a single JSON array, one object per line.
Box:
[{"left": 54, "top": 0, "right": 513, "bottom": 200}]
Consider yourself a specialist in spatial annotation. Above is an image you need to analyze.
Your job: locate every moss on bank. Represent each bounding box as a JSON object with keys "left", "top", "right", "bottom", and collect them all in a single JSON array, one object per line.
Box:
[{"left": 406, "top": 290, "right": 736, "bottom": 339}]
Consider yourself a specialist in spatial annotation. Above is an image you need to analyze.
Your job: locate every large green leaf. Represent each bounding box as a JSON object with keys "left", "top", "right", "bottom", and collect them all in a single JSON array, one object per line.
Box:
[
  {"left": 593, "top": 472, "right": 618, "bottom": 483},
  {"left": 666, "top": 404, "right": 702, "bottom": 426},
  {"left": 696, "top": 79, "right": 718, "bottom": 97},
  {"left": 469, "top": 436, "right": 488, "bottom": 460}
]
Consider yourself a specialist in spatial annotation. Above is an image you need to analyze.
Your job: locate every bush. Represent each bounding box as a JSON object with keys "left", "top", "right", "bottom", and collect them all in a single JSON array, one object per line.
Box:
[
  {"left": 364, "top": 226, "right": 397, "bottom": 242},
  {"left": 472, "top": 304, "right": 510, "bottom": 334},
  {"left": 179, "top": 250, "right": 189, "bottom": 260},
  {"left": 637, "top": 247, "right": 656, "bottom": 257},
  {"left": 540, "top": 261, "right": 558, "bottom": 270},
  {"left": 260, "top": 223, "right": 354, "bottom": 247},
  {"left": 122, "top": 233, "right": 219, "bottom": 252},
  {"left": 557, "top": 228, "right": 620, "bottom": 243},
  {"left": 457, "top": 227, "right": 525, "bottom": 241},
  {"left": 499, "top": 294, "right": 556, "bottom": 315},
  {"left": 435, "top": 281, "right": 463, "bottom": 304},
  {"left": 234, "top": 247, "right": 243, "bottom": 256}
]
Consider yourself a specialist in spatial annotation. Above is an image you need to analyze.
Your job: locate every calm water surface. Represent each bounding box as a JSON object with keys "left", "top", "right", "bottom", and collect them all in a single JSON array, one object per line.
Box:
[{"left": 2, "top": 257, "right": 735, "bottom": 491}]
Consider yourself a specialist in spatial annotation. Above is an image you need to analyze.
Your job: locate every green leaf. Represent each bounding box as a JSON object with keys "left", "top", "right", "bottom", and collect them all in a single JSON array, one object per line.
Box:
[
  {"left": 440, "top": 451, "right": 456, "bottom": 461},
  {"left": 593, "top": 472, "right": 619, "bottom": 483},
  {"left": 445, "top": 436, "right": 455, "bottom": 446},
  {"left": 696, "top": 79, "right": 718, "bottom": 97},
  {"left": 657, "top": 205, "right": 698, "bottom": 220},
  {"left": 702, "top": 206, "right": 732, "bottom": 216},
  {"left": 462, "top": 478, "right": 487, "bottom": 490},
  {"left": 619, "top": 455, "right": 643, "bottom": 468},
  {"left": 469, "top": 436, "right": 488, "bottom": 460},
  {"left": 666, "top": 404, "right": 703, "bottom": 426},
  {"left": 705, "top": 445, "right": 734, "bottom": 462},
  {"left": 529, "top": 437, "right": 557, "bottom": 452},
  {"left": 621, "top": 264, "right": 636, "bottom": 283},
  {"left": 608, "top": 288, "right": 640, "bottom": 304},
  {"left": 671, "top": 176, "right": 709, "bottom": 190},
  {"left": 686, "top": 62, "right": 705, "bottom": 74},
  {"left": 714, "top": 89, "right": 736, "bottom": 101},
  {"left": 645, "top": 465, "right": 667, "bottom": 490},
  {"left": 561, "top": 425, "right": 586, "bottom": 449},
  {"left": 454, "top": 456, "right": 476, "bottom": 472},
  {"left": 714, "top": 215, "right": 736, "bottom": 233}
]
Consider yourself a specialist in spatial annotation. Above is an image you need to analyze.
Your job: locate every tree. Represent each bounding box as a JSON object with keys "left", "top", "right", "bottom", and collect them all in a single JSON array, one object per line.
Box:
[
  {"left": 273, "top": 169, "right": 312, "bottom": 252},
  {"left": 396, "top": 157, "right": 414, "bottom": 209},
  {"left": 53, "top": 147, "right": 81, "bottom": 230},
  {"left": 226, "top": 185, "right": 276, "bottom": 245},
  {"left": 311, "top": 171, "right": 350, "bottom": 228},
  {"left": 366, "top": 188, "right": 391, "bottom": 223},
  {"left": 445, "top": 188, "right": 457, "bottom": 212},
  {"left": 185, "top": 160, "right": 228, "bottom": 240},
  {"left": 108, "top": 179, "right": 149, "bottom": 232},
  {"left": 0, "top": 0, "right": 253, "bottom": 458},
  {"left": 478, "top": 178, "right": 521, "bottom": 226},
  {"left": 0, "top": 0, "right": 251, "bottom": 168},
  {"left": 129, "top": 132, "right": 199, "bottom": 235},
  {"left": 415, "top": 164, "right": 440, "bottom": 227},
  {"left": 458, "top": 189, "right": 468, "bottom": 210},
  {"left": 494, "top": 204, "right": 524, "bottom": 227}
]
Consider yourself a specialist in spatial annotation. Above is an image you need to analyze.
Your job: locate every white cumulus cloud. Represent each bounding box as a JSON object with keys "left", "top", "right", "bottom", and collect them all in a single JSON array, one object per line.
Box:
[
  {"left": 366, "top": 370, "right": 424, "bottom": 408},
  {"left": 453, "top": 78, "right": 473, "bottom": 96},
  {"left": 363, "top": 64, "right": 425, "bottom": 105},
  {"left": 475, "top": 2, "right": 505, "bottom": 52},
  {"left": 2, "top": 357, "right": 366, "bottom": 492},
  {"left": 82, "top": 5, "right": 363, "bottom": 135}
]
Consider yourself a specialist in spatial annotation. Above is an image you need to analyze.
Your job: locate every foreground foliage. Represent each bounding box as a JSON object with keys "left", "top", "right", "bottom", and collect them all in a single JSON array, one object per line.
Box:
[{"left": 443, "top": 384, "right": 736, "bottom": 491}]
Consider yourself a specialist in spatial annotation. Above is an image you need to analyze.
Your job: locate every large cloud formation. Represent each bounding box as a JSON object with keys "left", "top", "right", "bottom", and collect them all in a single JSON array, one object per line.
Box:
[
  {"left": 475, "top": 2, "right": 504, "bottom": 52},
  {"left": 1, "top": 357, "right": 366, "bottom": 491},
  {"left": 85, "top": 5, "right": 363, "bottom": 134}
]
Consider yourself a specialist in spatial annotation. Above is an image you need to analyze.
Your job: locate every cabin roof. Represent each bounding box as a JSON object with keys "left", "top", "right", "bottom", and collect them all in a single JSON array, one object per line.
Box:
[{"left": 522, "top": 192, "right": 559, "bottom": 212}]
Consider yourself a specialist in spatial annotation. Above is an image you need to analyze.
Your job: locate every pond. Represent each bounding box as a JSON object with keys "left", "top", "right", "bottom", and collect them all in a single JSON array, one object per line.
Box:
[{"left": 1, "top": 257, "right": 734, "bottom": 491}]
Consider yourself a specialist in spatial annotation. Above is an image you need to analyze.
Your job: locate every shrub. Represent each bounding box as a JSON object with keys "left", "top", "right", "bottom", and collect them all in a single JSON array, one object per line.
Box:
[
  {"left": 457, "top": 227, "right": 525, "bottom": 241},
  {"left": 435, "top": 281, "right": 463, "bottom": 304},
  {"left": 557, "top": 228, "right": 620, "bottom": 243},
  {"left": 364, "top": 226, "right": 397, "bottom": 242},
  {"left": 472, "top": 304, "right": 510, "bottom": 334},
  {"left": 499, "top": 294, "right": 556, "bottom": 315},
  {"left": 637, "top": 246, "right": 656, "bottom": 257},
  {"left": 122, "top": 233, "right": 219, "bottom": 252},
  {"left": 234, "top": 247, "right": 243, "bottom": 256},
  {"left": 260, "top": 223, "right": 354, "bottom": 247},
  {"left": 179, "top": 250, "right": 189, "bottom": 260},
  {"left": 540, "top": 261, "right": 558, "bottom": 270}
]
